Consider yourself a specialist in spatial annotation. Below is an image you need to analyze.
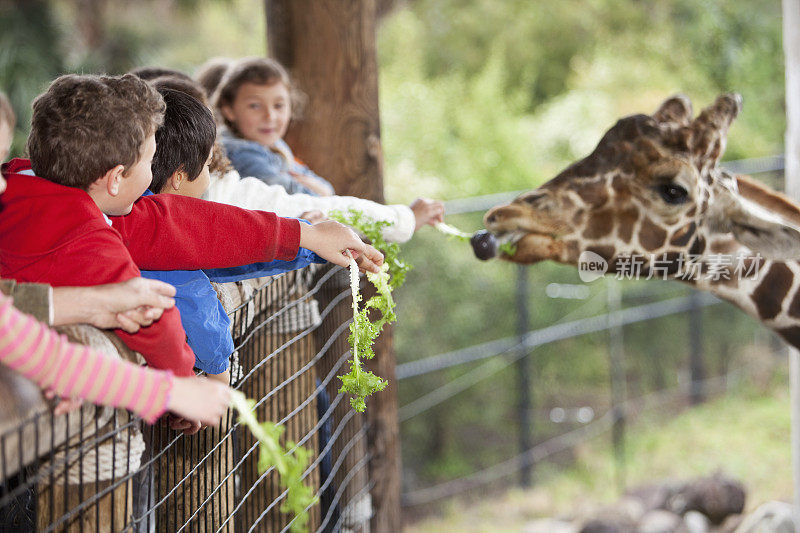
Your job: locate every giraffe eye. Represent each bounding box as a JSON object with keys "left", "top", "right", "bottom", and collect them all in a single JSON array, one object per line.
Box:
[{"left": 656, "top": 183, "right": 689, "bottom": 204}]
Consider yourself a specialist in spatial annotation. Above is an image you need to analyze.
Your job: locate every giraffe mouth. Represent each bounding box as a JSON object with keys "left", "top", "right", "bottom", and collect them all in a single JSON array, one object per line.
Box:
[{"left": 491, "top": 229, "right": 559, "bottom": 264}]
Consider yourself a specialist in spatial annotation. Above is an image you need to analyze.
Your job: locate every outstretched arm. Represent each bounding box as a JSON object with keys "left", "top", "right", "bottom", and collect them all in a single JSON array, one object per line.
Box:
[{"left": 109, "top": 194, "right": 301, "bottom": 270}]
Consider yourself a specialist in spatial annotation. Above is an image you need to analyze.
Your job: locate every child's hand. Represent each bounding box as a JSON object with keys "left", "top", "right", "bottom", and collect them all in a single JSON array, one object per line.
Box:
[
  {"left": 410, "top": 198, "right": 445, "bottom": 230},
  {"left": 299, "top": 220, "right": 384, "bottom": 274},
  {"left": 207, "top": 369, "right": 231, "bottom": 385},
  {"left": 299, "top": 210, "right": 328, "bottom": 224},
  {"left": 167, "top": 376, "right": 232, "bottom": 429},
  {"left": 45, "top": 390, "right": 84, "bottom": 415},
  {"left": 53, "top": 277, "right": 177, "bottom": 332}
]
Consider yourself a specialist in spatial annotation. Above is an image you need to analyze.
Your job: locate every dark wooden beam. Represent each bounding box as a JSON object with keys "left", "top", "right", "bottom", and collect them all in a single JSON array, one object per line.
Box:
[{"left": 265, "top": 2, "right": 401, "bottom": 531}]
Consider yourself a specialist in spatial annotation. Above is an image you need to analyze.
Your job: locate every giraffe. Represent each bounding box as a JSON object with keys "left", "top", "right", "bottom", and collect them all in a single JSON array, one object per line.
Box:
[{"left": 479, "top": 93, "right": 800, "bottom": 349}]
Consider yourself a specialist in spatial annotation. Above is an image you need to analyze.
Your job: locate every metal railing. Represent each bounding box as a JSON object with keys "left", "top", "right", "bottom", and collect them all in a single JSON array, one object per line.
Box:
[{"left": 0, "top": 265, "right": 370, "bottom": 532}]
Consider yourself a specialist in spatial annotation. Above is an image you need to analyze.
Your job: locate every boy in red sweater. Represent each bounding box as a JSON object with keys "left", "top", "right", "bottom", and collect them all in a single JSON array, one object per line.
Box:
[{"left": 0, "top": 74, "right": 381, "bottom": 430}]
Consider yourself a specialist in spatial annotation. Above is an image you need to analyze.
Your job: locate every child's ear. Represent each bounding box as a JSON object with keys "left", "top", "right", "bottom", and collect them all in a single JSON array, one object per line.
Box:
[
  {"left": 220, "top": 105, "right": 235, "bottom": 123},
  {"left": 101, "top": 165, "right": 125, "bottom": 197},
  {"left": 168, "top": 169, "right": 188, "bottom": 192}
]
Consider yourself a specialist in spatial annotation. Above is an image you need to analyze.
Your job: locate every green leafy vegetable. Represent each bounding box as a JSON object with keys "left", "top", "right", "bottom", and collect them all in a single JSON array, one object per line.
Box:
[
  {"left": 499, "top": 241, "right": 518, "bottom": 256},
  {"left": 329, "top": 208, "right": 411, "bottom": 290},
  {"left": 329, "top": 209, "right": 410, "bottom": 412},
  {"left": 434, "top": 222, "right": 472, "bottom": 241},
  {"left": 230, "top": 391, "right": 316, "bottom": 531},
  {"left": 339, "top": 256, "right": 390, "bottom": 412}
]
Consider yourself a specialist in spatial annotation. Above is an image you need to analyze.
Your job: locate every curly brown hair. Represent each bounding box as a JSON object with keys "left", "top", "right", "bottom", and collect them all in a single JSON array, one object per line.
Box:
[
  {"left": 212, "top": 57, "right": 306, "bottom": 132},
  {"left": 27, "top": 74, "right": 165, "bottom": 190}
]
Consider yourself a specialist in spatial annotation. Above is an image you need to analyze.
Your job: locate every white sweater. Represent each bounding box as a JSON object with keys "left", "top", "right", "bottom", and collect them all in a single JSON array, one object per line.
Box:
[{"left": 205, "top": 170, "right": 416, "bottom": 243}]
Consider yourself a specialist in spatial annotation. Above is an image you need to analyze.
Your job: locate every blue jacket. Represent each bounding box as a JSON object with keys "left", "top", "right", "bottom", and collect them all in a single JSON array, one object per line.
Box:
[
  {"left": 219, "top": 129, "right": 334, "bottom": 195},
  {"left": 139, "top": 191, "right": 325, "bottom": 374}
]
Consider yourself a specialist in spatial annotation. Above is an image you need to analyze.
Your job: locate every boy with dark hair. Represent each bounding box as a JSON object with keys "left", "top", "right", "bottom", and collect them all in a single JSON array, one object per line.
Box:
[
  {"left": 140, "top": 87, "right": 323, "bottom": 382},
  {"left": 0, "top": 74, "right": 382, "bottom": 429},
  {"left": 149, "top": 86, "right": 215, "bottom": 195}
]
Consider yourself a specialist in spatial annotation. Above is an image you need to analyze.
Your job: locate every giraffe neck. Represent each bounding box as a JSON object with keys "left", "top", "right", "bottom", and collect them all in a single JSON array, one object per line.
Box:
[
  {"left": 694, "top": 253, "right": 800, "bottom": 348},
  {"left": 561, "top": 172, "right": 800, "bottom": 349}
]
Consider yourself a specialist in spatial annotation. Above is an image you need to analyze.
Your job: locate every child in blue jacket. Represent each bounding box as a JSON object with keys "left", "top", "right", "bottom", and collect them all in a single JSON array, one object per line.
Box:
[{"left": 141, "top": 86, "right": 324, "bottom": 384}]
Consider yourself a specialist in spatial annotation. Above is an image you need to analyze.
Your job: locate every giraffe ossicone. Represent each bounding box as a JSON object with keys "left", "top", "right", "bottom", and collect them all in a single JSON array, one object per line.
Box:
[{"left": 481, "top": 93, "right": 800, "bottom": 348}]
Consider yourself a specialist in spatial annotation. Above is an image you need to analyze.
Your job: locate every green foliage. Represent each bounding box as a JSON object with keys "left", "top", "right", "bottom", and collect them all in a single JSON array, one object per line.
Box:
[
  {"left": 230, "top": 391, "right": 316, "bottom": 532},
  {"left": 329, "top": 208, "right": 411, "bottom": 290},
  {"left": 379, "top": 0, "right": 784, "bottom": 204}
]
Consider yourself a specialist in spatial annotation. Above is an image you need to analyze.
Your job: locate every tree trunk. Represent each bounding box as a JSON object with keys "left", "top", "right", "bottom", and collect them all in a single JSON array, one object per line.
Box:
[{"left": 265, "top": 2, "right": 400, "bottom": 532}]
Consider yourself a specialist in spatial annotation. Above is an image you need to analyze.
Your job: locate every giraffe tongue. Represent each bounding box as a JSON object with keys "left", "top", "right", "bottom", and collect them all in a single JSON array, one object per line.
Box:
[{"left": 470, "top": 230, "right": 498, "bottom": 260}]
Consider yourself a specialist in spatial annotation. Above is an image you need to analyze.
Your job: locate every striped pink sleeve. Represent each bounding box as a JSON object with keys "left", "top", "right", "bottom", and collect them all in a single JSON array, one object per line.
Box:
[{"left": 0, "top": 294, "right": 173, "bottom": 424}]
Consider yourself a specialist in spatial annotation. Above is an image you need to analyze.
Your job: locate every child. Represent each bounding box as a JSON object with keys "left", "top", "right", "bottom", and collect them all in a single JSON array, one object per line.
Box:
[
  {"left": 0, "top": 161, "right": 231, "bottom": 424},
  {"left": 140, "top": 85, "right": 324, "bottom": 384},
  {"left": 0, "top": 90, "right": 15, "bottom": 162},
  {"left": 195, "top": 57, "right": 233, "bottom": 107},
  {"left": 0, "top": 74, "right": 382, "bottom": 428},
  {"left": 0, "top": 292, "right": 231, "bottom": 425},
  {"left": 213, "top": 57, "right": 336, "bottom": 197}
]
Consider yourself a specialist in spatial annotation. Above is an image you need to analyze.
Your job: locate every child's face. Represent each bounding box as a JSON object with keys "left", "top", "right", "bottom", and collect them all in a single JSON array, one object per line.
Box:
[
  {"left": 0, "top": 120, "right": 13, "bottom": 162},
  {"left": 222, "top": 81, "right": 291, "bottom": 148},
  {"left": 111, "top": 133, "right": 157, "bottom": 214}
]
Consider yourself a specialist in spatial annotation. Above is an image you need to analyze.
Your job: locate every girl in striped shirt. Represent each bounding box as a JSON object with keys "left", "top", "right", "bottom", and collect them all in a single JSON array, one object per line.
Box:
[{"left": 0, "top": 293, "right": 231, "bottom": 424}]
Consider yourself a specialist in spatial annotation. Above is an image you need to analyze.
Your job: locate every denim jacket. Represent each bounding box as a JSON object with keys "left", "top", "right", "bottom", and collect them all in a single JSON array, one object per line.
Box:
[{"left": 219, "top": 129, "right": 334, "bottom": 196}]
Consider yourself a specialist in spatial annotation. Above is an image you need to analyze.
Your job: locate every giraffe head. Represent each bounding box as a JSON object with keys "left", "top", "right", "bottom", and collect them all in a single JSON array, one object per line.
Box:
[{"left": 483, "top": 94, "right": 800, "bottom": 275}]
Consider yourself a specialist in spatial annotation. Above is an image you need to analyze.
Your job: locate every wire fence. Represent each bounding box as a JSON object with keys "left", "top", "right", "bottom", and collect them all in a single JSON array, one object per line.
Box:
[{"left": 0, "top": 264, "right": 372, "bottom": 532}]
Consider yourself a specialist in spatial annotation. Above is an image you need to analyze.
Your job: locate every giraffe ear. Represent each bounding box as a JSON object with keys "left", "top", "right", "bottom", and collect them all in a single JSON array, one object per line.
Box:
[
  {"left": 690, "top": 93, "right": 742, "bottom": 168},
  {"left": 709, "top": 186, "right": 800, "bottom": 260},
  {"left": 653, "top": 94, "right": 693, "bottom": 126}
]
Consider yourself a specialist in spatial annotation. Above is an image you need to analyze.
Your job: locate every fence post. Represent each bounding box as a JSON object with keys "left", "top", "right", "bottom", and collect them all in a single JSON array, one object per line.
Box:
[
  {"left": 688, "top": 291, "right": 706, "bottom": 405},
  {"left": 606, "top": 280, "right": 626, "bottom": 493},
  {"left": 515, "top": 265, "right": 533, "bottom": 487},
  {"left": 783, "top": 0, "right": 800, "bottom": 524}
]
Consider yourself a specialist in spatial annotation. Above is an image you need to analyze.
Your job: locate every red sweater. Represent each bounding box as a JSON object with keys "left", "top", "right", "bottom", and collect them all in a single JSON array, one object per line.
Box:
[{"left": 0, "top": 159, "right": 301, "bottom": 376}]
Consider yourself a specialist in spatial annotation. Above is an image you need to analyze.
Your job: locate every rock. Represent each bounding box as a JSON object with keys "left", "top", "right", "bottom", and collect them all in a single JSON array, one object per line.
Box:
[
  {"left": 683, "top": 510, "right": 709, "bottom": 533},
  {"left": 668, "top": 473, "right": 745, "bottom": 524},
  {"left": 615, "top": 496, "right": 646, "bottom": 524},
  {"left": 718, "top": 514, "right": 744, "bottom": 533},
  {"left": 522, "top": 517, "right": 578, "bottom": 533},
  {"left": 734, "top": 501, "right": 794, "bottom": 533},
  {"left": 626, "top": 482, "right": 681, "bottom": 511},
  {"left": 638, "top": 509, "right": 687, "bottom": 533},
  {"left": 579, "top": 518, "right": 635, "bottom": 533}
]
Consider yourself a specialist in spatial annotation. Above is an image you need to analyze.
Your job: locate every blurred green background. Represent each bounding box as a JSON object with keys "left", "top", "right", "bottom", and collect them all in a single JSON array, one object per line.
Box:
[{"left": 1, "top": 0, "right": 790, "bottom": 528}]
